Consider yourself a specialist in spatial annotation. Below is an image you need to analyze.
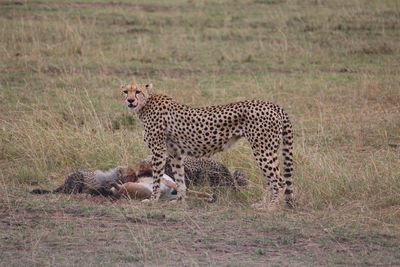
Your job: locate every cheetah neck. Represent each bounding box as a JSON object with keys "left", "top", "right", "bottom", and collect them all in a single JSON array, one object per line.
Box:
[
  {"left": 137, "top": 94, "right": 174, "bottom": 121},
  {"left": 136, "top": 95, "right": 154, "bottom": 121}
]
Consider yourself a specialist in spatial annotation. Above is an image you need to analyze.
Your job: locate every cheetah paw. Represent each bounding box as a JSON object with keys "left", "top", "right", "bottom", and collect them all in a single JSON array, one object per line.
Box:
[
  {"left": 208, "top": 193, "right": 217, "bottom": 203},
  {"left": 285, "top": 198, "right": 296, "bottom": 209},
  {"left": 251, "top": 202, "right": 266, "bottom": 210},
  {"left": 141, "top": 198, "right": 157, "bottom": 204},
  {"left": 252, "top": 202, "right": 277, "bottom": 211}
]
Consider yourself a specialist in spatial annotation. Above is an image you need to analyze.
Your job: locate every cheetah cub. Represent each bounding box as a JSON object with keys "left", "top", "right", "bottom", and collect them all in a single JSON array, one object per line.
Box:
[
  {"left": 30, "top": 166, "right": 136, "bottom": 196},
  {"left": 120, "top": 83, "right": 294, "bottom": 210},
  {"left": 140, "top": 155, "right": 248, "bottom": 190}
]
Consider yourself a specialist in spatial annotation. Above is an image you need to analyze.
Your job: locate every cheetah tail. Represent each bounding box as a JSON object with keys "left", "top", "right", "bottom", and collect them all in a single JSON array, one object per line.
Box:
[
  {"left": 30, "top": 189, "right": 52, "bottom": 194},
  {"left": 281, "top": 110, "right": 295, "bottom": 208},
  {"left": 52, "top": 184, "right": 66, "bottom": 193},
  {"left": 31, "top": 183, "right": 67, "bottom": 194}
]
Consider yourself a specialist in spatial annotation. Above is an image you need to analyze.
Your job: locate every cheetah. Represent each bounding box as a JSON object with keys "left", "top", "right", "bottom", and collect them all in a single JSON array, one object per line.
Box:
[
  {"left": 140, "top": 155, "right": 248, "bottom": 190},
  {"left": 120, "top": 83, "right": 294, "bottom": 210},
  {"left": 30, "top": 166, "right": 137, "bottom": 196}
]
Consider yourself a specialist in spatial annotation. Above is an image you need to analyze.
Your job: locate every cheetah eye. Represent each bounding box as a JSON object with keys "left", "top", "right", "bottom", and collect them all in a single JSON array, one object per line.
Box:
[
  {"left": 123, "top": 90, "right": 128, "bottom": 94},
  {"left": 136, "top": 90, "right": 141, "bottom": 95}
]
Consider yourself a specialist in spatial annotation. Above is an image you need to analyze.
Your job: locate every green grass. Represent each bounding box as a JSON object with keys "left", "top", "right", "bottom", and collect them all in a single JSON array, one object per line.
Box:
[{"left": 1, "top": 0, "right": 399, "bottom": 265}]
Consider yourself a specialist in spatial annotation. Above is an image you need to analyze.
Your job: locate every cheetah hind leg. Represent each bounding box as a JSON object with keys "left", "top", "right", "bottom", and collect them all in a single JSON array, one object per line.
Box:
[{"left": 252, "top": 151, "right": 282, "bottom": 211}]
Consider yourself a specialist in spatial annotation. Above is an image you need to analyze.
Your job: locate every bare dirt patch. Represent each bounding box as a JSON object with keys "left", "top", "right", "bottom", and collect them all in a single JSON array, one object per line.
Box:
[{"left": 1, "top": 192, "right": 399, "bottom": 266}]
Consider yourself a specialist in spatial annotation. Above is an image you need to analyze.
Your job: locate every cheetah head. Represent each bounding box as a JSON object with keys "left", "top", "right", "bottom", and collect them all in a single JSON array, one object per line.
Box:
[
  {"left": 120, "top": 83, "right": 153, "bottom": 112},
  {"left": 117, "top": 166, "right": 138, "bottom": 183}
]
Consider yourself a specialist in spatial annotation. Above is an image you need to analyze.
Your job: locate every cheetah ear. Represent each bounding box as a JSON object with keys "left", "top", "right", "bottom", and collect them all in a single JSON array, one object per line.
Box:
[{"left": 145, "top": 83, "right": 153, "bottom": 95}]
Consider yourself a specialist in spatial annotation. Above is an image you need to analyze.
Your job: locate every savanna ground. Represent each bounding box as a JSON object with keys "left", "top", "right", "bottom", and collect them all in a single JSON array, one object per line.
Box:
[{"left": 0, "top": 0, "right": 399, "bottom": 265}]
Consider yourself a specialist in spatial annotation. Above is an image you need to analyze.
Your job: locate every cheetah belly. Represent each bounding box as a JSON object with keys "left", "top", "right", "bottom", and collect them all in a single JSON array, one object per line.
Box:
[
  {"left": 220, "top": 135, "right": 241, "bottom": 152},
  {"left": 166, "top": 132, "right": 241, "bottom": 158}
]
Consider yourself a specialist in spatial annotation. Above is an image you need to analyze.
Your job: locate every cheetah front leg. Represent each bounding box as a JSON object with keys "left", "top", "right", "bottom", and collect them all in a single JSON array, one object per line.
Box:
[
  {"left": 169, "top": 155, "right": 187, "bottom": 201},
  {"left": 150, "top": 151, "right": 167, "bottom": 201}
]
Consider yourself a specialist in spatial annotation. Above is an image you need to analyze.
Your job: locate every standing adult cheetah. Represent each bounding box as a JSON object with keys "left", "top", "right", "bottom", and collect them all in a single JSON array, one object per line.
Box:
[{"left": 121, "top": 83, "right": 294, "bottom": 210}]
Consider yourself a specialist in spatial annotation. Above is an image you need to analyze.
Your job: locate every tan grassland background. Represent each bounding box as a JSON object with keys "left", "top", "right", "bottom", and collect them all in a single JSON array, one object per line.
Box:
[{"left": 0, "top": 0, "right": 399, "bottom": 265}]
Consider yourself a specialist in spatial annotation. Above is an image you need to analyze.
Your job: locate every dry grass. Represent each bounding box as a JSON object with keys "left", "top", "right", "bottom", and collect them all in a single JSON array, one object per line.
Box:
[{"left": 1, "top": 0, "right": 399, "bottom": 265}]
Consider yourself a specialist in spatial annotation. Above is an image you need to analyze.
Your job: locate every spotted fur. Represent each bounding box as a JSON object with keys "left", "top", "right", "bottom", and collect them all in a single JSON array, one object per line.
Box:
[
  {"left": 30, "top": 167, "right": 137, "bottom": 196},
  {"left": 121, "top": 83, "right": 294, "bottom": 209}
]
